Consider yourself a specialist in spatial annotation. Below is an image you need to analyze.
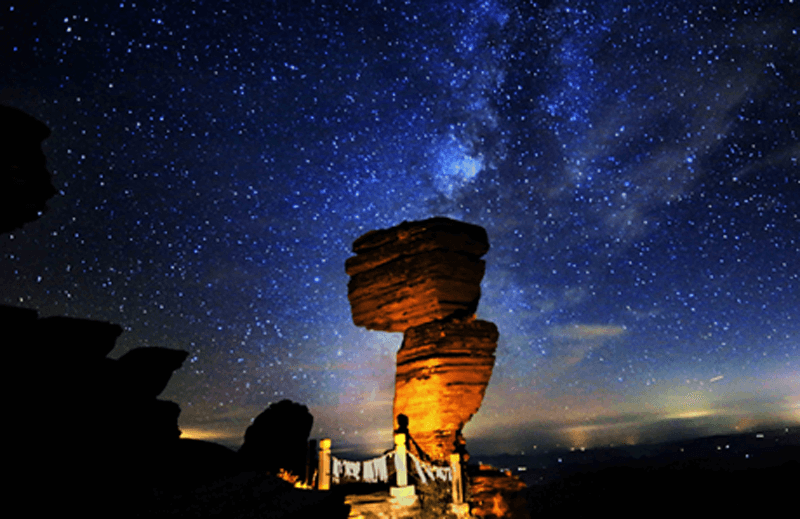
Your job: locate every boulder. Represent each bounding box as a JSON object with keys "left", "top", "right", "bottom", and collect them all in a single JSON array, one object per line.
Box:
[
  {"left": 346, "top": 217, "right": 489, "bottom": 332},
  {"left": 238, "top": 400, "right": 314, "bottom": 478}
]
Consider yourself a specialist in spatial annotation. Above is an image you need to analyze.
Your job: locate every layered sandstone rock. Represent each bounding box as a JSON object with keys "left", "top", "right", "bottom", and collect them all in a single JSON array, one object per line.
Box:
[
  {"left": 346, "top": 217, "right": 499, "bottom": 464},
  {"left": 394, "top": 318, "right": 498, "bottom": 462},
  {"left": 346, "top": 217, "right": 489, "bottom": 332}
]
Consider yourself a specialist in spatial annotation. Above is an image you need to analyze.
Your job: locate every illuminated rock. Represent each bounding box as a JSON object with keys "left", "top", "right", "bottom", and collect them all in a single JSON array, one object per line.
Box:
[
  {"left": 346, "top": 218, "right": 499, "bottom": 464},
  {"left": 393, "top": 318, "right": 498, "bottom": 462},
  {"left": 469, "top": 467, "right": 529, "bottom": 519},
  {"left": 346, "top": 217, "right": 489, "bottom": 332}
]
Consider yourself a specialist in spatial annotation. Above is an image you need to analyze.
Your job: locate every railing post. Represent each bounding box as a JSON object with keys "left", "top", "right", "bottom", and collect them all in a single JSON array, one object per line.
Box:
[
  {"left": 450, "top": 453, "right": 463, "bottom": 504},
  {"left": 318, "top": 438, "right": 331, "bottom": 490},
  {"left": 394, "top": 433, "right": 407, "bottom": 487},
  {"left": 390, "top": 433, "right": 417, "bottom": 506},
  {"left": 449, "top": 452, "right": 470, "bottom": 516}
]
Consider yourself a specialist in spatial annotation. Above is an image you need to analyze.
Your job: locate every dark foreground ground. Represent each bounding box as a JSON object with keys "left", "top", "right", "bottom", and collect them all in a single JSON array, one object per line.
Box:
[
  {"left": 21, "top": 428, "right": 794, "bottom": 518},
  {"left": 143, "top": 472, "right": 351, "bottom": 519},
  {"left": 523, "top": 447, "right": 798, "bottom": 517},
  {"left": 471, "top": 428, "right": 800, "bottom": 518},
  {"left": 144, "top": 428, "right": 800, "bottom": 518}
]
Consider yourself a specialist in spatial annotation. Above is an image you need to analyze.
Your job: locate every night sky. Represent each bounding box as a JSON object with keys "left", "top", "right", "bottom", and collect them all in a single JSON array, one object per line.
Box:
[{"left": 2, "top": 0, "right": 798, "bottom": 456}]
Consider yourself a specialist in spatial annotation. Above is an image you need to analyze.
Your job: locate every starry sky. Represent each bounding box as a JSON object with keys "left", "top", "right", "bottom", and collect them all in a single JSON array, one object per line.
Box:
[{"left": 2, "top": 0, "right": 798, "bottom": 455}]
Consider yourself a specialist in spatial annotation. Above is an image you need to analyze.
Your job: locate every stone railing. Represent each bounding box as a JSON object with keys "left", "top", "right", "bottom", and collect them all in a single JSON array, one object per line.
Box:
[{"left": 315, "top": 433, "right": 467, "bottom": 509}]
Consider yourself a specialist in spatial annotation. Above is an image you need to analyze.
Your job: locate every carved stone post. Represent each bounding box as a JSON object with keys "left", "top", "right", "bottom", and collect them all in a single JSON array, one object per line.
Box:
[
  {"left": 394, "top": 433, "right": 408, "bottom": 487},
  {"left": 450, "top": 452, "right": 470, "bottom": 516},
  {"left": 390, "top": 433, "right": 417, "bottom": 505},
  {"left": 450, "top": 453, "right": 463, "bottom": 504},
  {"left": 318, "top": 438, "right": 331, "bottom": 490}
]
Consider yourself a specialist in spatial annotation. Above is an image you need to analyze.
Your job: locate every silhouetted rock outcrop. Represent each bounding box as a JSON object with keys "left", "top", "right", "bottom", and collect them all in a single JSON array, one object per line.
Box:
[
  {"left": 1, "top": 304, "right": 189, "bottom": 516},
  {"left": 346, "top": 217, "right": 489, "bottom": 332},
  {"left": 0, "top": 105, "right": 57, "bottom": 234},
  {"left": 117, "top": 347, "right": 190, "bottom": 399},
  {"left": 36, "top": 314, "right": 124, "bottom": 360},
  {"left": 238, "top": 399, "right": 314, "bottom": 478},
  {"left": 395, "top": 317, "right": 499, "bottom": 462},
  {"left": 1, "top": 108, "right": 350, "bottom": 517},
  {"left": 3, "top": 309, "right": 345, "bottom": 518}
]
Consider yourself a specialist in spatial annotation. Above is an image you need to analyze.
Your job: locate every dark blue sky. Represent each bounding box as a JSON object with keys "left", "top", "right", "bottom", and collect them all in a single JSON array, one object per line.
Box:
[{"left": 2, "top": 0, "right": 798, "bottom": 454}]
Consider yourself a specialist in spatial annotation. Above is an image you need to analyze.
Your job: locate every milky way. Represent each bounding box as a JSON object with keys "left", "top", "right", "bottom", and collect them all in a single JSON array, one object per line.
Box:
[{"left": 2, "top": 0, "right": 798, "bottom": 454}]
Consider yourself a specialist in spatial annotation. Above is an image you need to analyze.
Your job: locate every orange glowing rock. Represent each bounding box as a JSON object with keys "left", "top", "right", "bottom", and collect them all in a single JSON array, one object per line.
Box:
[
  {"left": 393, "top": 318, "right": 499, "bottom": 462},
  {"left": 469, "top": 469, "right": 529, "bottom": 519},
  {"left": 346, "top": 217, "right": 489, "bottom": 332},
  {"left": 346, "top": 217, "right": 499, "bottom": 465}
]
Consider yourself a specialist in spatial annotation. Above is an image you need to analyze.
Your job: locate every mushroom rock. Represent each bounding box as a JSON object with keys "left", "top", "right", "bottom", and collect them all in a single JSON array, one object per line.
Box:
[
  {"left": 394, "top": 318, "right": 499, "bottom": 462},
  {"left": 346, "top": 217, "right": 489, "bottom": 332},
  {"left": 345, "top": 217, "right": 499, "bottom": 464}
]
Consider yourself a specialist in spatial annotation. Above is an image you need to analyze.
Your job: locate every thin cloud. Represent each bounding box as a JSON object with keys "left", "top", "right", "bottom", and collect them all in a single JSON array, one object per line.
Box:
[
  {"left": 550, "top": 323, "right": 627, "bottom": 340},
  {"left": 180, "top": 426, "right": 242, "bottom": 443}
]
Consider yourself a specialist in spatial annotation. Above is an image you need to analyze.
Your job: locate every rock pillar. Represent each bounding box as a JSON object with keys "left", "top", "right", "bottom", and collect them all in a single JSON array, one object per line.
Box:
[{"left": 345, "top": 217, "right": 498, "bottom": 463}]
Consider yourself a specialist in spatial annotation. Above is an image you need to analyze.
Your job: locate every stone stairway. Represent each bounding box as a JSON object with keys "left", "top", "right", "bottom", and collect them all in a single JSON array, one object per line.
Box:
[{"left": 344, "top": 490, "right": 421, "bottom": 519}]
